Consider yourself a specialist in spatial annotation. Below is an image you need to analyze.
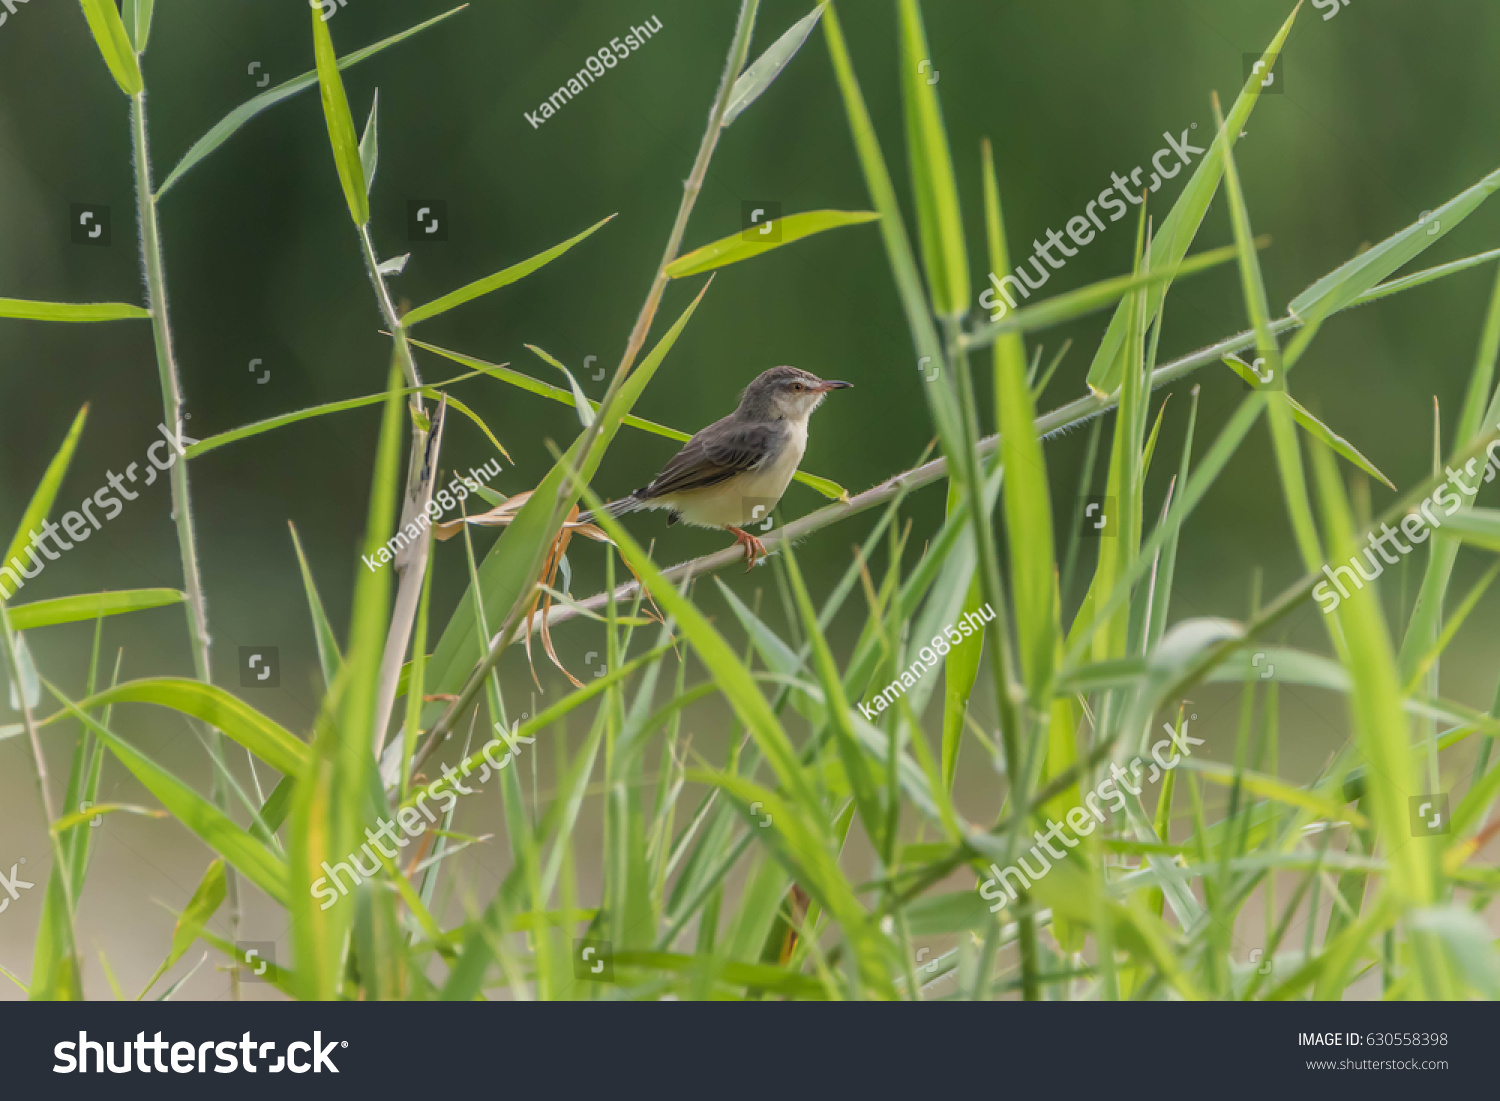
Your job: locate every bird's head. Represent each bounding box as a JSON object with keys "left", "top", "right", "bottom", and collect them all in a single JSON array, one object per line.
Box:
[{"left": 738, "top": 366, "right": 852, "bottom": 422}]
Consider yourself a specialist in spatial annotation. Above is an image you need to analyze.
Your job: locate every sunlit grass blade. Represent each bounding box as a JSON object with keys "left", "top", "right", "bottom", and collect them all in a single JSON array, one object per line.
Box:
[
  {"left": 312, "top": 6, "right": 370, "bottom": 227},
  {"left": 1308, "top": 440, "right": 1445, "bottom": 993},
  {"left": 0, "top": 299, "right": 149, "bottom": 323},
  {"left": 290, "top": 357, "right": 406, "bottom": 999},
  {"left": 405, "top": 214, "right": 615, "bottom": 325},
  {"left": 4, "top": 406, "right": 87, "bottom": 572},
  {"left": 47, "top": 678, "right": 308, "bottom": 779},
  {"left": 896, "top": 0, "right": 967, "bottom": 317},
  {"left": 664, "top": 211, "right": 878, "bottom": 278},
  {"left": 981, "top": 137, "right": 1056, "bottom": 700},
  {"left": 77, "top": 0, "right": 144, "bottom": 96},
  {"left": 575, "top": 478, "right": 820, "bottom": 818},
  {"left": 7, "top": 589, "right": 183, "bottom": 631}
]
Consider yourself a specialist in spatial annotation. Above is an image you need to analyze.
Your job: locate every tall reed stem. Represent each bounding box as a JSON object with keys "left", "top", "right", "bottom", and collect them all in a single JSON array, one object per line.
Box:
[{"left": 131, "top": 89, "right": 241, "bottom": 1001}]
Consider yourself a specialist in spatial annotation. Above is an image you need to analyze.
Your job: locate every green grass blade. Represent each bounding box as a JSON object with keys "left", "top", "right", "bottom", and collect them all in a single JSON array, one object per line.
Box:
[
  {"left": 4, "top": 406, "right": 88, "bottom": 574},
  {"left": 780, "top": 538, "right": 885, "bottom": 849},
  {"left": 1290, "top": 167, "right": 1500, "bottom": 319},
  {"left": 822, "top": 2, "right": 965, "bottom": 468},
  {"left": 1084, "top": 3, "right": 1301, "bottom": 392},
  {"left": 1309, "top": 445, "right": 1437, "bottom": 919},
  {"left": 1209, "top": 91, "right": 1329, "bottom": 584},
  {"left": 182, "top": 371, "right": 480, "bottom": 460},
  {"left": 1222, "top": 357, "right": 1395, "bottom": 488},
  {"left": 896, "top": 0, "right": 967, "bottom": 317},
  {"left": 427, "top": 391, "right": 512, "bottom": 462},
  {"left": 28, "top": 872, "right": 81, "bottom": 1000},
  {"left": 722, "top": 2, "right": 827, "bottom": 127},
  {"left": 405, "top": 214, "right": 615, "bottom": 325},
  {"left": 290, "top": 356, "right": 406, "bottom": 999},
  {"left": 359, "top": 89, "right": 379, "bottom": 195},
  {"left": 121, "top": 0, "right": 153, "bottom": 52},
  {"left": 664, "top": 210, "right": 878, "bottom": 278},
  {"left": 76, "top": 0, "right": 144, "bottom": 96},
  {"left": 50, "top": 678, "right": 308, "bottom": 778},
  {"left": 1429, "top": 507, "right": 1500, "bottom": 551},
  {"left": 311, "top": 6, "right": 370, "bottom": 227},
  {"left": 136, "top": 859, "right": 225, "bottom": 1000},
  {"left": 289, "top": 522, "right": 344, "bottom": 686},
  {"left": 53, "top": 693, "right": 290, "bottom": 906},
  {"left": 575, "top": 479, "right": 821, "bottom": 819},
  {"left": 156, "top": 7, "right": 466, "bottom": 199},
  {"left": 968, "top": 242, "right": 1246, "bottom": 351},
  {"left": 1396, "top": 264, "right": 1500, "bottom": 680},
  {"left": 982, "top": 139, "right": 1056, "bottom": 698},
  {"left": 0, "top": 299, "right": 149, "bottom": 323},
  {"left": 7, "top": 589, "right": 183, "bottom": 631},
  {"left": 527, "top": 344, "right": 597, "bottom": 428}
]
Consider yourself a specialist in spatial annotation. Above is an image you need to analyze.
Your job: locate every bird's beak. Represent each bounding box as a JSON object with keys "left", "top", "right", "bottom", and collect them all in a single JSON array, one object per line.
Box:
[{"left": 816, "top": 380, "right": 853, "bottom": 392}]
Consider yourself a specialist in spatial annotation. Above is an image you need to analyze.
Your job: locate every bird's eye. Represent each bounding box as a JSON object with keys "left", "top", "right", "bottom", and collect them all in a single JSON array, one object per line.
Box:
[{"left": 791, "top": 382, "right": 804, "bottom": 392}]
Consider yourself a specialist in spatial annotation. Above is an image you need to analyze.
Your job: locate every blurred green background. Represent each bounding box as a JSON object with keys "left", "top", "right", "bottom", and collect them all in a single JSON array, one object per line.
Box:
[{"left": 2, "top": 0, "right": 1499, "bottom": 995}]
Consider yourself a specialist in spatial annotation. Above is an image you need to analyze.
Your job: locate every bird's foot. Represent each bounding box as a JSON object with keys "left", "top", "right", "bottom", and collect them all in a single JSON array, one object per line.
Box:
[{"left": 727, "top": 527, "right": 768, "bottom": 571}]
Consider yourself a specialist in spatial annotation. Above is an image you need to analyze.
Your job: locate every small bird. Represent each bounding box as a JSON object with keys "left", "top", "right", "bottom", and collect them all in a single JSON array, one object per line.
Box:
[{"left": 584, "top": 366, "right": 851, "bottom": 569}]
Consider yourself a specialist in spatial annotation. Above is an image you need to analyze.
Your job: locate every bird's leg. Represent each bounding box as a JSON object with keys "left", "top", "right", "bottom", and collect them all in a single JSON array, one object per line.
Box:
[{"left": 726, "top": 526, "right": 767, "bottom": 571}]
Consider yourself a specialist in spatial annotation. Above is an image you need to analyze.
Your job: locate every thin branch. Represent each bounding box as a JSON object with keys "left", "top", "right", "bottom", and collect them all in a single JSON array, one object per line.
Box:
[{"left": 514, "top": 319, "right": 1268, "bottom": 636}]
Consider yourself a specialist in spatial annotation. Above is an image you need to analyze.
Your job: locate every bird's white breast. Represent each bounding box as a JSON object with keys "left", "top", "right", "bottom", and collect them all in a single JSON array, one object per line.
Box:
[{"left": 670, "top": 418, "right": 807, "bottom": 529}]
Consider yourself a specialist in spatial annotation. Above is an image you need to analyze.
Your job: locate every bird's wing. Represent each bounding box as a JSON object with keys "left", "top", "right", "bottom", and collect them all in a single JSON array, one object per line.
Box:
[{"left": 640, "top": 417, "right": 778, "bottom": 499}]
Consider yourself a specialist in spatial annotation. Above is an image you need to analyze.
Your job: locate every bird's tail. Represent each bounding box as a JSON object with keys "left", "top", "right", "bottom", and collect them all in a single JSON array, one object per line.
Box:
[{"left": 575, "top": 490, "right": 644, "bottom": 527}]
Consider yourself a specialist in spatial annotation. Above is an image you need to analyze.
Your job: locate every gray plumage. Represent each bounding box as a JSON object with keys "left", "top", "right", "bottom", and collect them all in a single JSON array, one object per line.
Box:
[{"left": 578, "top": 367, "right": 850, "bottom": 546}]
